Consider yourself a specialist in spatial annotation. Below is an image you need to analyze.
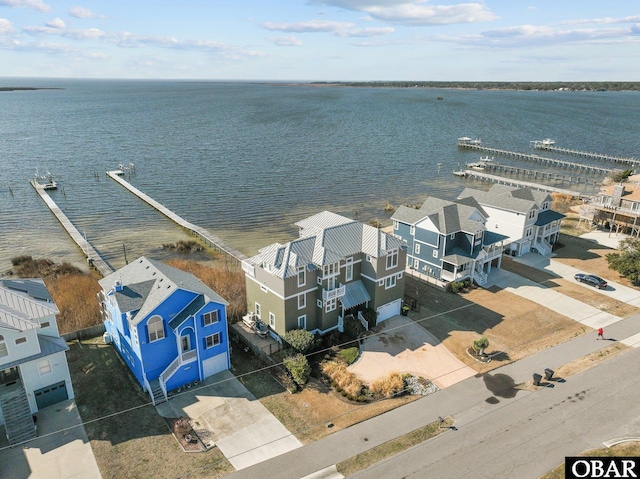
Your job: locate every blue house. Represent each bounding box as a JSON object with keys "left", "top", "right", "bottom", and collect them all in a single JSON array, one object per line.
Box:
[
  {"left": 391, "top": 196, "right": 506, "bottom": 286},
  {"left": 98, "top": 257, "right": 230, "bottom": 404}
]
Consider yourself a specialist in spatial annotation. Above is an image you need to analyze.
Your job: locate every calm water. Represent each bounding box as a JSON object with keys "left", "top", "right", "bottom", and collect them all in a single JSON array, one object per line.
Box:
[{"left": 1, "top": 79, "right": 639, "bottom": 272}]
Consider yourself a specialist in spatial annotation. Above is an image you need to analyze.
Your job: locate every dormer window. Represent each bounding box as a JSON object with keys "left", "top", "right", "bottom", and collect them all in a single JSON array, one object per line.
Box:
[{"left": 528, "top": 210, "right": 536, "bottom": 219}]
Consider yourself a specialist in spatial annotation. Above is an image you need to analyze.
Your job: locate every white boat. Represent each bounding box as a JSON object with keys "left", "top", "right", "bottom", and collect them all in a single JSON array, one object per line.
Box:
[{"left": 541, "top": 139, "right": 555, "bottom": 146}]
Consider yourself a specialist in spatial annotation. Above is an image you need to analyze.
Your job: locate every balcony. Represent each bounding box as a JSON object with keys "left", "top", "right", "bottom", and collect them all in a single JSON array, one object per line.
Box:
[
  {"left": 322, "top": 285, "right": 346, "bottom": 301},
  {"left": 241, "top": 260, "right": 255, "bottom": 277}
]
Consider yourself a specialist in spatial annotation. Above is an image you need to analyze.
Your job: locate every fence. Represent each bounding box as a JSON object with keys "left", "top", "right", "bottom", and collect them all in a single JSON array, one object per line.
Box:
[{"left": 62, "top": 323, "right": 106, "bottom": 341}]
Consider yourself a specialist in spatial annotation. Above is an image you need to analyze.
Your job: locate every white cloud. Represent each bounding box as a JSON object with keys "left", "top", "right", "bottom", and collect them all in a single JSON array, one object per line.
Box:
[
  {"left": 310, "top": 1, "right": 497, "bottom": 26},
  {"left": 45, "top": 18, "right": 66, "bottom": 29},
  {"left": 0, "top": 17, "right": 15, "bottom": 34},
  {"left": 262, "top": 19, "right": 394, "bottom": 37},
  {"left": 561, "top": 15, "right": 640, "bottom": 26},
  {"left": 0, "top": 0, "right": 51, "bottom": 13},
  {"left": 69, "top": 6, "right": 104, "bottom": 19},
  {"left": 267, "top": 35, "right": 303, "bottom": 46},
  {"left": 346, "top": 26, "right": 394, "bottom": 36}
]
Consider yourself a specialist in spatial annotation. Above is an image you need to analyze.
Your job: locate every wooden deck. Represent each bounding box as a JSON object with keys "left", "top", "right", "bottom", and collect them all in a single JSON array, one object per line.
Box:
[
  {"left": 452, "top": 170, "right": 584, "bottom": 197},
  {"left": 106, "top": 171, "right": 248, "bottom": 261},
  {"left": 30, "top": 179, "right": 114, "bottom": 277}
]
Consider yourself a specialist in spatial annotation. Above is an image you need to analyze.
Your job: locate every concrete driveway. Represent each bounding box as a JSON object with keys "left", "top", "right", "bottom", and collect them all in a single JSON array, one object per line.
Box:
[
  {"left": 348, "top": 315, "right": 476, "bottom": 389},
  {"left": 155, "top": 370, "right": 301, "bottom": 470}
]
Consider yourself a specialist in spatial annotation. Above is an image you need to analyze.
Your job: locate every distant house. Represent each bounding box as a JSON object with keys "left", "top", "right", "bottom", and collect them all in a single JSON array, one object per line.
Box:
[
  {"left": 580, "top": 183, "right": 640, "bottom": 237},
  {"left": 99, "top": 257, "right": 230, "bottom": 404},
  {"left": 242, "top": 211, "right": 407, "bottom": 339},
  {"left": 457, "top": 184, "right": 564, "bottom": 257},
  {"left": 391, "top": 196, "right": 505, "bottom": 285},
  {"left": 0, "top": 279, "right": 74, "bottom": 445}
]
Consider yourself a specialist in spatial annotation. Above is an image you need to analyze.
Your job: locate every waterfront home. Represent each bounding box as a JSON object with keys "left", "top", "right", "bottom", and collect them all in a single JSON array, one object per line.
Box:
[
  {"left": 242, "top": 211, "right": 407, "bottom": 340},
  {"left": 457, "top": 184, "right": 564, "bottom": 257},
  {"left": 579, "top": 183, "right": 640, "bottom": 237},
  {"left": 0, "top": 279, "right": 74, "bottom": 445},
  {"left": 391, "top": 196, "right": 505, "bottom": 286},
  {"left": 98, "top": 257, "right": 230, "bottom": 404}
]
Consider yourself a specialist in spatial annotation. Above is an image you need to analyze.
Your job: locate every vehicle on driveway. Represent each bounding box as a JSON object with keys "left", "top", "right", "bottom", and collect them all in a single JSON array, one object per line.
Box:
[{"left": 574, "top": 273, "right": 608, "bottom": 289}]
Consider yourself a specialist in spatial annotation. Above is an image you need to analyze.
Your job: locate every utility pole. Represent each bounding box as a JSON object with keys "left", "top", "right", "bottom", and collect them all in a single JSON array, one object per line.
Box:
[{"left": 123, "top": 243, "right": 128, "bottom": 265}]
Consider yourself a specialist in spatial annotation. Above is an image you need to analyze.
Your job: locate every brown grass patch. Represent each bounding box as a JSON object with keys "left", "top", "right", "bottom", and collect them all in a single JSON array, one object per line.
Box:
[
  {"left": 370, "top": 373, "right": 405, "bottom": 398},
  {"left": 46, "top": 274, "right": 102, "bottom": 334}
]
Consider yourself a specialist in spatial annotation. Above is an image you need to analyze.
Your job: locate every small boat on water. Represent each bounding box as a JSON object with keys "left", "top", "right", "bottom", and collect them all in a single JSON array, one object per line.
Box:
[
  {"left": 468, "top": 156, "right": 494, "bottom": 170},
  {"left": 541, "top": 138, "right": 555, "bottom": 146},
  {"left": 31, "top": 168, "right": 57, "bottom": 190}
]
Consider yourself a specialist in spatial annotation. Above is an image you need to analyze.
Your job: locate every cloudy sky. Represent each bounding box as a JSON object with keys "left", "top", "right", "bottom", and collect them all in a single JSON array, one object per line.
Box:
[{"left": 1, "top": 0, "right": 638, "bottom": 80}]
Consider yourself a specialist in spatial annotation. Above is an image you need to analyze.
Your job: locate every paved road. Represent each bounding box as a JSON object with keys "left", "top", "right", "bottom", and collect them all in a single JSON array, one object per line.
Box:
[{"left": 227, "top": 313, "right": 640, "bottom": 479}]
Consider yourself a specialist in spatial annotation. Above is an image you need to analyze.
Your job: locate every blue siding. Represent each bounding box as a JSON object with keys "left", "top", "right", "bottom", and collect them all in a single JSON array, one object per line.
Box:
[{"left": 415, "top": 228, "right": 439, "bottom": 246}]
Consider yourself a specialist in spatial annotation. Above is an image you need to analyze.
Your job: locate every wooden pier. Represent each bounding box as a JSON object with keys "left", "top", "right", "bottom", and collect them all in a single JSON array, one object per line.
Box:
[
  {"left": 30, "top": 179, "right": 114, "bottom": 277},
  {"left": 457, "top": 139, "right": 618, "bottom": 175},
  {"left": 531, "top": 140, "right": 640, "bottom": 165},
  {"left": 467, "top": 161, "right": 602, "bottom": 185},
  {"left": 452, "top": 170, "right": 584, "bottom": 197},
  {"left": 106, "top": 171, "right": 248, "bottom": 262}
]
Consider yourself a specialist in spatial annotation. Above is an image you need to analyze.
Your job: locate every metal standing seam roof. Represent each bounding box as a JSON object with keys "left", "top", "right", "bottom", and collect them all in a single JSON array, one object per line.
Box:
[
  {"left": 340, "top": 280, "right": 371, "bottom": 310},
  {"left": 0, "top": 282, "right": 58, "bottom": 332},
  {"left": 0, "top": 279, "right": 53, "bottom": 302},
  {"left": 99, "top": 256, "right": 228, "bottom": 325},
  {"left": 0, "top": 334, "right": 69, "bottom": 370}
]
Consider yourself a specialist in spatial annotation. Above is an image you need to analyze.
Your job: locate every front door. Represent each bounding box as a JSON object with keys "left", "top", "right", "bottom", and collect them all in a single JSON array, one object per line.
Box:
[{"left": 181, "top": 335, "right": 191, "bottom": 353}]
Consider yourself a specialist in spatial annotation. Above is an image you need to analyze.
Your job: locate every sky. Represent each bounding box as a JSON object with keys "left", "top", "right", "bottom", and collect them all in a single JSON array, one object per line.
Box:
[{"left": 0, "top": 0, "right": 639, "bottom": 81}]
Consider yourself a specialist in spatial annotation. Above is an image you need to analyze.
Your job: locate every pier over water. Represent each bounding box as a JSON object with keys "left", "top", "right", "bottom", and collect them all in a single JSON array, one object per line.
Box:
[
  {"left": 30, "top": 179, "right": 114, "bottom": 276},
  {"left": 530, "top": 139, "right": 640, "bottom": 165},
  {"left": 106, "top": 171, "right": 248, "bottom": 262}
]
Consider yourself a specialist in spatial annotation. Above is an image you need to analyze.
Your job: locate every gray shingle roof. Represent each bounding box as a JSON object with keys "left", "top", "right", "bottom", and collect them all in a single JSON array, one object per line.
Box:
[
  {"left": 458, "top": 184, "right": 552, "bottom": 214},
  {"left": 392, "top": 196, "right": 486, "bottom": 235},
  {"left": 248, "top": 211, "right": 404, "bottom": 279},
  {"left": 99, "top": 257, "right": 228, "bottom": 325}
]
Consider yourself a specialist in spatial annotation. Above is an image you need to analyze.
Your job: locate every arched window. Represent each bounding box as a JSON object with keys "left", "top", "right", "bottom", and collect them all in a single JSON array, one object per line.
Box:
[
  {"left": 0, "top": 335, "right": 7, "bottom": 357},
  {"left": 147, "top": 317, "right": 165, "bottom": 342}
]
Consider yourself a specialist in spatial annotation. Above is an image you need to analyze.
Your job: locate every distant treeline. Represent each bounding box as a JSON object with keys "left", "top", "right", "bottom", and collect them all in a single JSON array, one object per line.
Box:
[
  {"left": 310, "top": 81, "right": 640, "bottom": 91},
  {"left": 0, "top": 87, "right": 63, "bottom": 92}
]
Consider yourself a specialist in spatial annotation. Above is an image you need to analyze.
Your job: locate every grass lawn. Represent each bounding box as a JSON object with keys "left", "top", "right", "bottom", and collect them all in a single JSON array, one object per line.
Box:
[{"left": 67, "top": 337, "right": 234, "bottom": 479}]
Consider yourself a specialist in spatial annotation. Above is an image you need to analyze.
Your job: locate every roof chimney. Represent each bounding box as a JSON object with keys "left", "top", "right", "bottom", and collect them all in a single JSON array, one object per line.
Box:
[
  {"left": 114, "top": 280, "right": 123, "bottom": 292},
  {"left": 612, "top": 184, "right": 625, "bottom": 207}
]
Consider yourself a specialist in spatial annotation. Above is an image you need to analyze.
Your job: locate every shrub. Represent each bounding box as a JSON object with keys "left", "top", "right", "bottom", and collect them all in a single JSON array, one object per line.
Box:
[
  {"left": 450, "top": 281, "right": 465, "bottom": 293},
  {"left": 361, "top": 308, "right": 378, "bottom": 330},
  {"left": 370, "top": 372, "right": 405, "bottom": 398},
  {"left": 337, "top": 347, "right": 359, "bottom": 365},
  {"left": 473, "top": 336, "right": 489, "bottom": 355},
  {"left": 283, "top": 354, "right": 311, "bottom": 387},
  {"left": 283, "top": 329, "right": 316, "bottom": 354},
  {"left": 343, "top": 314, "right": 365, "bottom": 342},
  {"left": 321, "top": 360, "right": 363, "bottom": 400}
]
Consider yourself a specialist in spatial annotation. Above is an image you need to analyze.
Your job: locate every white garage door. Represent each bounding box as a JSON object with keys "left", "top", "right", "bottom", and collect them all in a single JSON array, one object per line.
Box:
[
  {"left": 202, "top": 352, "right": 229, "bottom": 378},
  {"left": 376, "top": 299, "right": 401, "bottom": 324}
]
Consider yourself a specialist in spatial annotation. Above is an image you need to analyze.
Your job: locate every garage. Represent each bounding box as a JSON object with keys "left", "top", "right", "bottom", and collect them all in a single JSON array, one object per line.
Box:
[
  {"left": 376, "top": 298, "right": 401, "bottom": 324},
  {"left": 34, "top": 381, "right": 68, "bottom": 410},
  {"left": 202, "top": 352, "right": 229, "bottom": 378}
]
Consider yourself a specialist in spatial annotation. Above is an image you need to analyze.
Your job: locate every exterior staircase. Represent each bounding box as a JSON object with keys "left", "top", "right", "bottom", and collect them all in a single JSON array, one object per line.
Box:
[
  {"left": 148, "top": 378, "right": 166, "bottom": 405},
  {"left": 534, "top": 239, "right": 552, "bottom": 256},
  {"left": 1, "top": 387, "right": 36, "bottom": 445},
  {"left": 473, "top": 269, "right": 488, "bottom": 286}
]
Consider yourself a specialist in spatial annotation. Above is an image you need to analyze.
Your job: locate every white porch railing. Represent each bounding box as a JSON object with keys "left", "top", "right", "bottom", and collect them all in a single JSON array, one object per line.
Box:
[
  {"left": 143, "top": 374, "right": 155, "bottom": 406},
  {"left": 357, "top": 311, "right": 369, "bottom": 331},
  {"left": 323, "top": 285, "right": 346, "bottom": 301},
  {"left": 534, "top": 239, "right": 552, "bottom": 256},
  {"left": 440, "top": 270, "right": 468, "bottom": 283},
  {"left": 241, "top": 260, "right": 255, "bottom": 277},
  {"left": 159, "top": 350, "right": 198, "bottom": 392},
  {"left": 473, "top": 269, "right": 488, "bottom": 286}
]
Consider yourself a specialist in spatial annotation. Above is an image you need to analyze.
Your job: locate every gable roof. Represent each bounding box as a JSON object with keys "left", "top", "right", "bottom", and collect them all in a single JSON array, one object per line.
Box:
[
  {"left": 458, "top": 184, "right": 552, "bottom": 214},
  {"left": 99, "top": 257, "right": 228, "bottom": 324},
  {"left": 0, "top": 279, "right": 58, "bottom": 332},
  {"left": 247, "top": 211, "right": 404, "bottom": 279},
  {"left": 391, "top": 196, "right": 486, "bottom": 235}
]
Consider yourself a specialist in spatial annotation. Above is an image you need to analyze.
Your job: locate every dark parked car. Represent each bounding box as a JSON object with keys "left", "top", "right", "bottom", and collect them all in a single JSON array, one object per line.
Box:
[{"left": 574, "top": 273, "right": 607, "bottom": 289}]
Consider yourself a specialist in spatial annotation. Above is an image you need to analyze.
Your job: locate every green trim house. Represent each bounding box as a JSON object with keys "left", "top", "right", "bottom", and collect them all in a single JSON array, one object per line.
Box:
[{"left": 242, "top": 211, "right": 407, "bottom": 339}]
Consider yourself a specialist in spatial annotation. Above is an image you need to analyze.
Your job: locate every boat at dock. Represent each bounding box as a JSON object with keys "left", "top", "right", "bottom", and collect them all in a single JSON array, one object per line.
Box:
[{"left": 31, "top": 169, "right": 57, "bottom": 190}]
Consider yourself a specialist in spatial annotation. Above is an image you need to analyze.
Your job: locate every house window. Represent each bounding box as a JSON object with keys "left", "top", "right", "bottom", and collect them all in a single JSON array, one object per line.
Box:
[
  {"left": 38, "top": 360, "right": 52, "bottom": 375},
  {"left": 317, "top": 276, "right": 322, "bottom": 285},
  {"left": 260, "top": 284, "right": 268, "bottom": 293},
  {"left": 323, "top": 263, "right": 338, "bottom": 277},
  {"left": 327, "top": 277, "right": 336, "bottom": 290},
  {"left": 297, "top": 266, "right": 306, "bottom": 287},
  {"left": 317, "top": 299, "right": 322, "bottom": 308},
  {"left": 298, "top": 315, "right": 306, "bottom": 329},
  {"left": 450, "top": 233, "right": 455, "bottom": 240},
  {"left": 298, "top": 293, "right": 306, "bottom": 310},
  {"left": 345, "top": 258, "right": 353, "bottom": 282},
  {"left": 325, "top": 298, "right": 337, "bottom": 313},
  {"left": 397, "top": 272, "right": 403, "bottom": 279},
  {"left": 542, "top": 201, "right": 549, "bottom": 210},
  {"left": 366, "top": 255, "right": 372, "bottom": 263},
  {"left": 415, "top": 243, "right": 420, "bottom": 254},
  {"left": 255, "top": 303, "right": 261, "bottom": 319},
  {"left": 385, "top": 275, "right": 397, "bottom": 289},
  {"left": 15, "top": 337, "right": 27, "bottom": 345},
  {"left": 0, "top": 335, "right": 6, "bottom": 358},
  {"left": 528, "top": 210, "right": 536, "bottom": 219},
  {"left": 205, "top": 333, "right": 221, "bottom": 349},
  {"left": 475, "top": 231, "right": 482, "bottom": 239},
  {"left": 386, "top": 249, "right": 398, "bottom": 269},
  {"left": 414, "top": 258, "right": 419, "bottom": 269},
  {"left": 203, "top": 310, "right": 219, "bottom": 326},
  {"left": 393, "top": 220, "right": 399, "bottom": 230},
  {"left": 433, "top": 250, "right": 438, "bottom": 258},
  {"left": 269, "top": 312, "right": 275, "bottom": 328},
  {"left": 148, "top": 316, "right": 165, "bottom": 342},
  {"left": 526, "top": 227, "right": 533, "bottom": 238},
  {"left": 379, "top": 279, "right": 384, "bottom": 286}
]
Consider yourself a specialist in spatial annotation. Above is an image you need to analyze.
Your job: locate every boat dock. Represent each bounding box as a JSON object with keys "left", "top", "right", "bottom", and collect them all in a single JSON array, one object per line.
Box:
[
  {"left": 467, "top": 160, "right": 601, "bottom": 185},
  {"left": 530, "top": 140, "right": 640, "bottom": 165},
  {"left": 106, "top": 171, "right": 248, "bottom": 262},
  {"left": 30, "top": 180, "right": 114, "bottom": 277},
  {"left": 452, "top": 169, "right": 584, "bottom": 197},
  {"left": 457, "top": 138, "right": 618, "bottom": 175}
]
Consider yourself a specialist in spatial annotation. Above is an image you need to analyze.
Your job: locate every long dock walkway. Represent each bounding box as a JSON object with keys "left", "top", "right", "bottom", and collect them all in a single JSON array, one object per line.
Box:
[
  {"left": 452, "top": 169, "right": 584, "bottom": 197},
  {"left": 467, "top": 161, "right": 601, "bottom": 185},
  {"left": 106, "top": 171, "right": 248, "bottom": 261},
  {"left": 457, "top": 141, "right": 618, "bottom": 174},
  {"left": 30, "top": 180, "right": 114, "bottom": 277},
  {"left": 531, "top": 140, "right": 640, "bottom": 165}
]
